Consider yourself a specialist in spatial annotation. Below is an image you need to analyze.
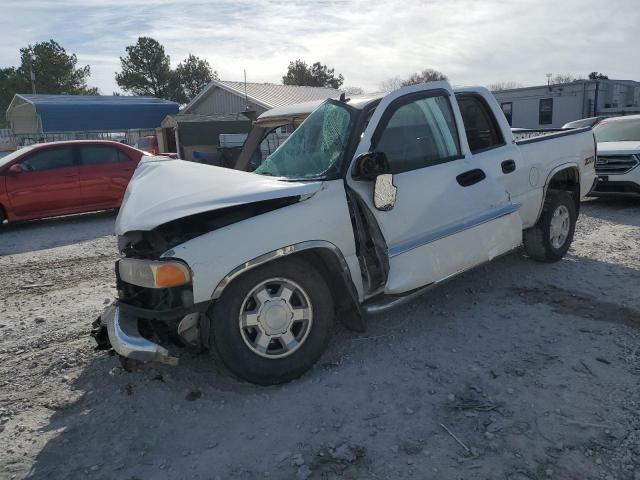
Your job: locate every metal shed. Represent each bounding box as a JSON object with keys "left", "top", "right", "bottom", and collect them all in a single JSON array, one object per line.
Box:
[
  {"left": 160, "top": 112, "right": 251, "bottom": 164},
  {"left": 6, "top": 94, "right": 179, "bottom": 145}
]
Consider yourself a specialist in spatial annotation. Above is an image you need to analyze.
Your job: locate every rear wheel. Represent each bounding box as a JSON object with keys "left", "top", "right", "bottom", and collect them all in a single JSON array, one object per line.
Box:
[
  {"left": 209, "top": 257, "right": 334, "bottom": 385},
  {"left": 523, "top": 190, "right": 577, "bottom": 262}
]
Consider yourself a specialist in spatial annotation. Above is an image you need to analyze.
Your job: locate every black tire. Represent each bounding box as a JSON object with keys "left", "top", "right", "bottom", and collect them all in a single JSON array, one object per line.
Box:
[
  {"left": 523, "top": 190, "right": 577, "bottom": 262},
  {"left": 208, "top": 257, "right": 334, "bottom": 385}
]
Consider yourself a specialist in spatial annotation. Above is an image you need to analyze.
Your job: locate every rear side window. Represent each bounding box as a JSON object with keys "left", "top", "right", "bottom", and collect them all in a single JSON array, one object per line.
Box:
[
  {"left": 457, "top": 95, "right": 504, "bottom": 153},
  {"left": 79, "top": 145, "right": 127, "bottom": 165},
  {"left": 375, "top": 95, "right": 461, "bottom": 174},
  {"left": 20, "top": 147, "right": 74, "bottom": 172}
]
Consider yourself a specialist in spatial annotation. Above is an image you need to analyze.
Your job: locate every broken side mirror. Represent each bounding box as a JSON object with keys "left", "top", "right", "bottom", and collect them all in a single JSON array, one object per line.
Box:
[
  {"left": 7, "top": 164, "right": 23, "bottom": 175},
  {"left": 352, "top": 151, "right": 391, "bottom": 181},
  {"left": 352, "top": 152, "right": 396, "bottom": 211},
  {"left": 373, "top": 174, "right": 397, "bottom": 211}
]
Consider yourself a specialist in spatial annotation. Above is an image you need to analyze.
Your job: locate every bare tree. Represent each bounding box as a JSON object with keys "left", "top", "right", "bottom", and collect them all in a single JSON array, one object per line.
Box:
[
  {"left": 489, "top": 81, "right": 523, "bottom": 92},
  {"left": 343, "top": 86, "right": 364, "bottom": 95},
  {"left": 379, "top": 76, "right": 403, "bottom": 91},
  {"left": 550, "top": 73, "right": 583, "bottom": 85},
  {"left": 401, "top": 68, "right": 447, "bottom": 86}
]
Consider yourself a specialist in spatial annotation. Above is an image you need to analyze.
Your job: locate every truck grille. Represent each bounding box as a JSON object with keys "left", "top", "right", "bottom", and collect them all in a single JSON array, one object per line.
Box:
[{"left": 595, "top": 155, "right": 639, "bottom": 174}]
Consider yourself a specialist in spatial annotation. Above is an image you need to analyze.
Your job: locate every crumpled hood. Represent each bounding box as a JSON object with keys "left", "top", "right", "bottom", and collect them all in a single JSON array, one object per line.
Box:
[
  {"left": 115, "top": 158, "right": 322, "bottom": 234},
  {"left": 597, "top": 141, "right": 640, "bottom": 155}
]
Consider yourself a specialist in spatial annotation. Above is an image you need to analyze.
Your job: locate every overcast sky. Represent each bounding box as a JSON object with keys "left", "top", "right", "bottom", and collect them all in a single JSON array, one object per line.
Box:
[{"left": 1, "top": 0, "right": 638, "bottom": 94}]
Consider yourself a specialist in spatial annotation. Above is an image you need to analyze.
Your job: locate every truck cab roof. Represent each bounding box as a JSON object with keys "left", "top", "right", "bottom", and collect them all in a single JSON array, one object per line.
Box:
[
  {"left": 255, "top": 94, "right": 385, "bottom": 127},
  {"left": 256, "top": 87, "right": 495, "bottom": 126}
]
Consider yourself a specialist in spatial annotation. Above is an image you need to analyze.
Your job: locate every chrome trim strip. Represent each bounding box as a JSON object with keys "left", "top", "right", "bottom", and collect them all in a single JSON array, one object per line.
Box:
[
  {"left": 387, "top": 203, "right": 521, "bottom": 258},
  {"left": 594, "top": 154, "right": 640, "bottom": 175},
  {"left": 211, "top": 240, "right": 354, "bottom": 300},
  {"left": 364, "top": 282, "right": 436, "bottom": 314},
  {"left": 363, "top": 248, "right": 517, "bottom": 314}
]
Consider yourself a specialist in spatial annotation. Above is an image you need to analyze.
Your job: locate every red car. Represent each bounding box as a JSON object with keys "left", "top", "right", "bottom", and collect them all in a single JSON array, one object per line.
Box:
[
  {"left": 0, "top": 140, "right": 146, "bottom": 224},
  {"left": 134, "top": 135, "right": 160, "bottom": 155}
]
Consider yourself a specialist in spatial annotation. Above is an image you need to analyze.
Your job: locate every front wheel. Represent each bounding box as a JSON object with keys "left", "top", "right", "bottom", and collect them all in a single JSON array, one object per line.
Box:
[
  {"left": 523, "top": 190, "right": 577, "bottom": 262},
  {"left": 208, "top": 257, "right": 334, "bottom": 385}
]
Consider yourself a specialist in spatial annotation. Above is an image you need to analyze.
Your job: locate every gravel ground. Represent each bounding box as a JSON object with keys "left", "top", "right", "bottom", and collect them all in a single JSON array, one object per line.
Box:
[{"left": 0, "top": 199, "right": 639, "bottom": 480}]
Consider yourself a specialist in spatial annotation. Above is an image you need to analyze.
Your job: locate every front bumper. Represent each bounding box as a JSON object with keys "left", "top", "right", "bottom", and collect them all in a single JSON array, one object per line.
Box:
[
  {"left": 103, "top": 304, "right": 179, "bottom": 365},
  {"left": 588, "top": 162, "right": 640, "bottom": 197},
  {"left": 587, "top": 179, "right": 640, "bottom": 197}
]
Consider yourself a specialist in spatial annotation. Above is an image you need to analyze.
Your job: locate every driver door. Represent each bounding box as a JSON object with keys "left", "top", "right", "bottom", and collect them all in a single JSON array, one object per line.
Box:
[
  {"left": 6, "top": 145, "right": 81, "bottom": 219},
  {"left": 346, "top": 82, "right": 522, "bottom": 295}
]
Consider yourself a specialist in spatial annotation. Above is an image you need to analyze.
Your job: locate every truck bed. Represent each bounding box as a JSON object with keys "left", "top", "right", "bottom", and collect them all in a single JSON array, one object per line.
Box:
[
  {"left": 513, "top": 127, "right": 592, "bottom": 143},
  {"left": 514, "top": 126, "right": 597, "bottom": 228}
]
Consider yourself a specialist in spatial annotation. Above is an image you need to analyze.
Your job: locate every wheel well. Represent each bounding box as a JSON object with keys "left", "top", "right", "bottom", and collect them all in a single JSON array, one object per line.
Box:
[
  {"left": 0, "top": 203, "right": 6, "bottom": 223},
  {"left": 547, "top": 167, "right": 580, "bottom": 214},
  {"left": 214, "top": 247, "right": 366, "bottom": 332},
  {"left": 287, "top": 249, "right": 366, "bottom": 332}
]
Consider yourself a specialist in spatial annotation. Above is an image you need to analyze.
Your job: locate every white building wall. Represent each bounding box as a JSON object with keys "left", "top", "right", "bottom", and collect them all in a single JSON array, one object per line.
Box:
[
  {"left": 493, "top": 80, "right": 640, "bottom": 128},
  {"left": 494, "top": 84, "right": 587, "bottom": 128}
]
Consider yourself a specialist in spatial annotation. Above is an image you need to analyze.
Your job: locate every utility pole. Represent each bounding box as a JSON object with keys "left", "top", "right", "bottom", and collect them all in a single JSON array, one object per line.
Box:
[
  {"left": 29, "top": 54, "right": 36, "bottom": 94},
  {"left": 244, "top": 69, "right": 248, "bottom": 110}
]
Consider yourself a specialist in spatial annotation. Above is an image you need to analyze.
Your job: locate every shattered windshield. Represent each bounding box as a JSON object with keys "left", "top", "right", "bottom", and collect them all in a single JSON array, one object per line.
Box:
[{"left": 254, "top": 101, "right": 354, "bottom": 180}]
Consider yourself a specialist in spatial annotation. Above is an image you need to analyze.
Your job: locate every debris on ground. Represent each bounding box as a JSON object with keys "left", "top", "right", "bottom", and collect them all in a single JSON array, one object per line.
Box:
[{"left": 0, "top": 201, "right": 638, "bottom": 479}]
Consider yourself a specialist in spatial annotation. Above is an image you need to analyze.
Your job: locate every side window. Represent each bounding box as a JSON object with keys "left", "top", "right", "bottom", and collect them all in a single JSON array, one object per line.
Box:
[
  {"left": 375, "top": 95, "right": 461, "bottom": 174},
  {"left": 501, "top": 102, "right": 513, "bottom": 126},
  {"left": 79, "top": 146, "right": 121, "bottom": 165},
  {"left": 539, "top": 98, "right": 553, "bottom": 125},
  {"left": 118, "top": 150, "right": 132, "bottom": 162},
  {"left": 21, "top": 147, "right": 74, "bottom": 172},
  {"left": 456, "top": 95, "right": 505, "bottom": 153}
]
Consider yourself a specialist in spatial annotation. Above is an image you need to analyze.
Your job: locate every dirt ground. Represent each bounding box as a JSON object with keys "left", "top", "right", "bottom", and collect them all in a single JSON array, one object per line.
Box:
[{"left": 0, "top": 199, "right": 639, "bottom": 480}]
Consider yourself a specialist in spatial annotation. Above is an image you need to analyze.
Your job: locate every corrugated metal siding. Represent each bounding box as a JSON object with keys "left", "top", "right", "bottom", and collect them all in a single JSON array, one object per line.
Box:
[
  {"left": 184, "top": 80, "right": 340, "bottom": 114},
  {"left": 219, "top": 81, "right": 339, "bottom": 107},
  {"left": 189, "top": 87, "right": 267, "bottom": 115},
  {"left": 7, "top": 94, "right": 178, "bottom": 133}
]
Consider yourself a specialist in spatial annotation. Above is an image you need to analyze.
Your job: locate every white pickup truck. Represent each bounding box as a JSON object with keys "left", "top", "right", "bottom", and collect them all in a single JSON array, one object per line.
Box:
[{"left": 96, "top": 81, "right": 597, "bottom": 385}]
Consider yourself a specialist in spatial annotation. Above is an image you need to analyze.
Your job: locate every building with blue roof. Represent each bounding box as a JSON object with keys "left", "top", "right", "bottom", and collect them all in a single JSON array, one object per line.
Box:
[{"left": 5, "top": 94, "right": 179, "bottom": 145}]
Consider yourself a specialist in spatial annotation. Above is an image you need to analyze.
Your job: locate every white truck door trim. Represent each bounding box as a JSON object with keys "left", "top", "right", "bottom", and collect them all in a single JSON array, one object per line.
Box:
[{"left": 388, "top": 202, "right": 521, "bottom": 258}]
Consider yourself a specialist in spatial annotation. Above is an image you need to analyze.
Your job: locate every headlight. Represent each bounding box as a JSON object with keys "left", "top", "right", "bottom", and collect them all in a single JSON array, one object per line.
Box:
[{"left": 118, "top": 259, "right": 191, "bottom": 289}]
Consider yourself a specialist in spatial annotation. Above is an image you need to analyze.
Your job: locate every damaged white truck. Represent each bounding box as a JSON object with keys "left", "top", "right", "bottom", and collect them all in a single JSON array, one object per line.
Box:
[{"left": 94, "top": 81, "right": 597, "bottom": 385}]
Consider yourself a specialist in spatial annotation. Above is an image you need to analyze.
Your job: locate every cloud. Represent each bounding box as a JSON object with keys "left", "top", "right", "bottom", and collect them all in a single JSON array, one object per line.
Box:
[{"left": 1, "top": 0, "right": 638, "bottom": 94}]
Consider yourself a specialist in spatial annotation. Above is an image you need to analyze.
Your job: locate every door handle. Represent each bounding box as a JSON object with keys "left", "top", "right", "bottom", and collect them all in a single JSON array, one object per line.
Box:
[
  {"left": 456, "top": 168, "right": 486, "bottom": 187},
  {"left": 501, "top": 160, "right": 516, "bottom": 174}
]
